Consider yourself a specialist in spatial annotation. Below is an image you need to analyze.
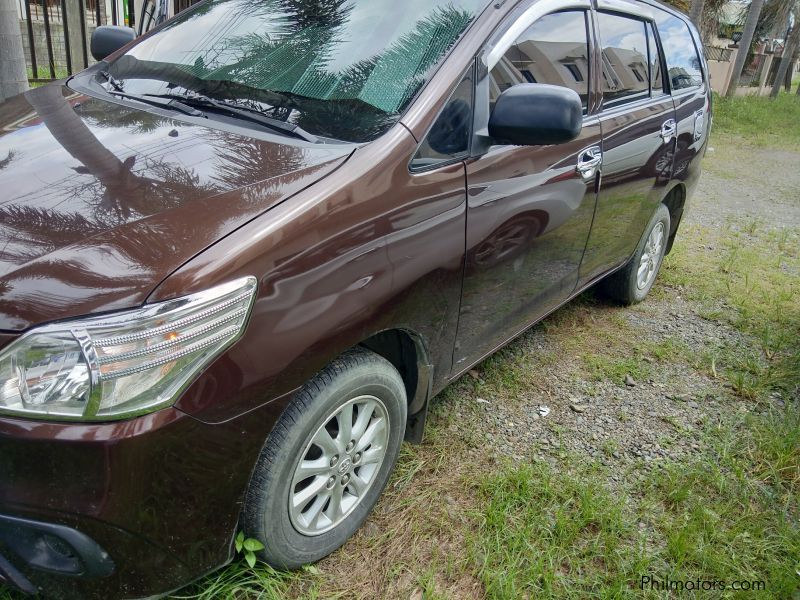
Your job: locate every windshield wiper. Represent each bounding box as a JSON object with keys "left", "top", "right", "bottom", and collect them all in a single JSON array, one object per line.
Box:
[
  {"left": 98, "top": 73, "right": 206, "bottom": 116},
  {"left": 98, "top": 70, "right": 125, "bottom": 93},
  {"left": 147, "top": 93, "right": 318, "bottom": 143},
  {"left": 106, "top": 90, "right": 206, "bottom": 117}
]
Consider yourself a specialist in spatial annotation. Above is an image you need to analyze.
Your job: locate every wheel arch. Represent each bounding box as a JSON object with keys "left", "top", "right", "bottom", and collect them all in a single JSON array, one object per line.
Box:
[
  {"left": 359, "top": 328, "right": 433, "bottom": 444},
  {"left": 661, "top": 183, "right": 686, "bottom": 255}
]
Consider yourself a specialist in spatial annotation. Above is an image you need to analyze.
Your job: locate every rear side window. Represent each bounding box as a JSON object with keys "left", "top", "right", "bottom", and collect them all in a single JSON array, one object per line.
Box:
[
  {"left": 655, "top": 13, "right": 704, "bottom": 90},
  {"left": 597, "top": 12, "right": 650, "bottom": 104},
  {"left": 489, "top": 11, "right": 591, "bottom": 111}
]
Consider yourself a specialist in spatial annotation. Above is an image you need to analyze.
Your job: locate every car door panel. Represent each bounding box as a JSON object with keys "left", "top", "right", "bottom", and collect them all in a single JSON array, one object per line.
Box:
[
  {"left": 579, "top": 97, "right": 675, "bottom": 283},
  {"left": 452, "top": 8, "right": 599, "bottom": 371},
  {"left": 654, "top": 9, "right": 711, "bottom": 202},
  {"left": 578, "top": 10, "right": 676, "bottom": 285},
  {"left": 455, "top": 121, "right": 601, "bottom": 370}
]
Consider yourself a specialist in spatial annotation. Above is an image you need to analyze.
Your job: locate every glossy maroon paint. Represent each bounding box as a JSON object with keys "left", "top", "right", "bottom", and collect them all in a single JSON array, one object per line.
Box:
[
  {"left": 0, "top": 0, "right": 710, "bottom": 597},
  {"left": 0, "top": 85, "right": 352, "bottom": 331}
]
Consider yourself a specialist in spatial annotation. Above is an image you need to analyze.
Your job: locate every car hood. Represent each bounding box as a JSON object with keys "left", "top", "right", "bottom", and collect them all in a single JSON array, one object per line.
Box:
[{"left": 0, "top": 84, "right": 352, "bottom": 332}]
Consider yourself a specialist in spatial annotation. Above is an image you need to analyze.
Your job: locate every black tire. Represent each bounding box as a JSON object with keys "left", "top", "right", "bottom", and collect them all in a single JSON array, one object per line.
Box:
[
  {"left": 242, "top": 347, "right": 407, "bottom": 569},
  {"left": 599, "top": 203, "right": 671, "bottom": 305}
]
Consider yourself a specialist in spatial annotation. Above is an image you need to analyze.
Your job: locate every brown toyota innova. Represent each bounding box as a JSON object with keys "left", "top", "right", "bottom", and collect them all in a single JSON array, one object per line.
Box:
[{"left": 0, "top": 0, "right": 710, "bottom": 596}]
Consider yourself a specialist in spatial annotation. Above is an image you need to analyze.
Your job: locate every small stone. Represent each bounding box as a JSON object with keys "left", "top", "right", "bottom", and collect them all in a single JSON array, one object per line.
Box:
[
  {"left": 476, "top": 398, "right": 490, "bottom": 405},
  {"left": 363, "top": 521, "right": 380, "bottom": 538},
  {"left": 570, "top": 403, "right": 586, "bottom": 413},
  {"left": 625, "top": 375, "right": 636, "bottom": 387},
  {"left": 612, "top": 451, "right": 621, "bottom": 459},
  {"left": 687, "top": 401, "right": 700, "bottom": 409},
  {"left": 469, "top": 370, "right": 480, "bottom": 380}
]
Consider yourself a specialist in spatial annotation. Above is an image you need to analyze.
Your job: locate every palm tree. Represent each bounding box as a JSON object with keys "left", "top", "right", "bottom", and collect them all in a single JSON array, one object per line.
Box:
[
  {"left": 689, "top": 0, "right": 706, "bottom": 27},
  {"left": 770, "top": 7, "right": 800, "bottom": 97},
  {"left": 0, "top": 0, "right": 28, "bottom": 101},
  {"left": 726, "top": 0, "right": 767, "bottom": 96}
]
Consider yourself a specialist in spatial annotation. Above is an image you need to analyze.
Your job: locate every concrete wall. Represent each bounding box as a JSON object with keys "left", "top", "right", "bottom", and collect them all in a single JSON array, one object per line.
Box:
[{"left": 707, "top": 48, "right": 737, "bottom": 94}]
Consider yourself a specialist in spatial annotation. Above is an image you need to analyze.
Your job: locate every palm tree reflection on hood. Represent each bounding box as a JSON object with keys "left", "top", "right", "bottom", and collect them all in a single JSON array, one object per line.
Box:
[
  {"left": 0, "top": 86, "right": 219, "bottom": 269},
  {"left": 0, "top": 150, "right": 16, "bottom": 171}
]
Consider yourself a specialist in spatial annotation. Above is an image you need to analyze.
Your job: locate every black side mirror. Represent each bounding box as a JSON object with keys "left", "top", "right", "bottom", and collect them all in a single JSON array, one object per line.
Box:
[
  {"left": 91, "top": 26, "right": 136, "bottom": 61},
  {"left": 489, "top": 84, "right": 582, "bottom": 146}
]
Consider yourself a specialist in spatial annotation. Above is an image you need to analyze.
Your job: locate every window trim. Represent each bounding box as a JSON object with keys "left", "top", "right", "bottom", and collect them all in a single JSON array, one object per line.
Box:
[
  {"left": 653, "top": 9, "right": 706, "bottom": 94},
  {"left": 471, "top": 4, "right": 595, "bottom": 156},
  {"left": 408, "top": 61, "right": 477, "bottom": 174},
  {"left": 596, "top": 10, "right": 654, "bottom": 109},
  {"left": 645, "top": 20, "right": 668, "bottom": 96},
  {"left": 486, "top": 0, "right": 592, "bottom": 70}
]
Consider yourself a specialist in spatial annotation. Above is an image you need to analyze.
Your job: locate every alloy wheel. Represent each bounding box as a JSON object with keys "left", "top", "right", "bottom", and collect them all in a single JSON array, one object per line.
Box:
[
  {"left": 637, "top": 221, "right": 666, "bottom": 290},
  {"left": 288, "top": 395, "right": 389, "bottom": 536}
]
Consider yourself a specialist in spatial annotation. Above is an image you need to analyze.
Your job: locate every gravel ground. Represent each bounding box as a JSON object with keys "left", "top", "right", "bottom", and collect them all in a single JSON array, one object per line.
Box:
[
  {"left": 446, "top": 139, "right": 800, "bottom": 479},
  {"left": 691, "top": 143, "right": 800, "bottom": 228}
]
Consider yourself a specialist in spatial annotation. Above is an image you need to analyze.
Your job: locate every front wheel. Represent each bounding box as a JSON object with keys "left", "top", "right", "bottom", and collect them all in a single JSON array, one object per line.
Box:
[
  {"left": 599, "top": 203, "right": 671, "bottom": 305},
  {"left": 242, "top": 348, "right": 407, "bottom": 569}
]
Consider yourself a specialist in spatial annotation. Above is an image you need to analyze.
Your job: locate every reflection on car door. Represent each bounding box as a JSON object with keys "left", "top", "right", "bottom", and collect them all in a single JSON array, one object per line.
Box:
[
  {"left": 654, "top": 9, "right": 710, "bottom": 201},
  {"left": 454, "top": 9, "right": 601, "bottom": 371},
  {"left": 579, "top": 7, "right": 677, "bottom": 285}
]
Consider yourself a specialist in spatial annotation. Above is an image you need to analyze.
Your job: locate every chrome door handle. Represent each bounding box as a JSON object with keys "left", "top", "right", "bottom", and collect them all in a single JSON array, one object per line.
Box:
[
  {"left": 661, "top": 119, "right": 677, "bottom": 144},
  {"left": 577, "top": 146, "right": 602, "bottom": 180}
]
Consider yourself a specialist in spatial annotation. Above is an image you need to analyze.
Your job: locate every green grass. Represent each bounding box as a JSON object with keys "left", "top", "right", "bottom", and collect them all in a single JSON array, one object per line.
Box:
[
  {"left": 472, "top": 460, "right": 653, "bottom": 599},
  {"left": 472, "top": 405, "right": 799, "bottom": 599},
  {"left": 172, "top": 563, "right": 321, "bottom": 600},
  {"left": 470, "top": 209, "right": 800, "bottom": 599},
  {"left": 26, "top": 66, "right": 70, "bottom": 88},
  {"left": 712, "top": 90, "right": 800, "bottom": 148},
  {"left": 661, "top": 223, "right": 800, "bottom": 400},
  {"left": 640, "top": 407, "right": 799, "bottom": 596}
]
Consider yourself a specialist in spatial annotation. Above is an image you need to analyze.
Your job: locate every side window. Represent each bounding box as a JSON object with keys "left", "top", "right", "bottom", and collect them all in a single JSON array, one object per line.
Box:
[
  {"left": 410, "top": 69, "right": 474, "bottom": 171},
  {"left": 489, "top": 11, "right": 590, "bottom": 112},
  {"left": 646, "top": 22, "right": 664, "bottom": 94},
  {"left": 597, "top": 12, "right": 649, "bottom": 104},
  {"left": 655, "top": 13, "right": 703, "bottom": 90}
]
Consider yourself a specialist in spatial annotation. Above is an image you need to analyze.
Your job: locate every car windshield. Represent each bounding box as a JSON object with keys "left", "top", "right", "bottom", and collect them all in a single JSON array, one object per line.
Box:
[{"left": 105, "top": 0, "right": 488, "bottom": 142}]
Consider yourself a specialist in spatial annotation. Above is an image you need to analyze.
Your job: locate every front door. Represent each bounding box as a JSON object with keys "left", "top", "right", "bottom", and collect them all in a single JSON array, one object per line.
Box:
[{"left": 454, "top": 8, "right": 601, "bottom": 371}]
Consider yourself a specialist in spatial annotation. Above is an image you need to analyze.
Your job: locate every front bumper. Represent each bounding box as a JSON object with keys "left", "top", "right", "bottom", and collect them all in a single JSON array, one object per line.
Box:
[{"left": 0, "top": 399, "right": 287, "bottom": 599}]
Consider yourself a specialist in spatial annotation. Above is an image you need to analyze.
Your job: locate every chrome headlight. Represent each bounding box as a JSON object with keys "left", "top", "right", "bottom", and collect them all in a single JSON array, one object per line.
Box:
[{"left": 0, "top": 277, "right": 257, "bottom": 421}]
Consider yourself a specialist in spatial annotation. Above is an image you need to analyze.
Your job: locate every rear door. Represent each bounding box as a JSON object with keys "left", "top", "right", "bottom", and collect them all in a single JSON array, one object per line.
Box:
[
  {"left": 653, "top": 9, "right": 711, "bottom": 209},
  {"left": 579, "top": 1, "right": 677, "bottom": 285}
]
